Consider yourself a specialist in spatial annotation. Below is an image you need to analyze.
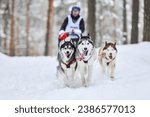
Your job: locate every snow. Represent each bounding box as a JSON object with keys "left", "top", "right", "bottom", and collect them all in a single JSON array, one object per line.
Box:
[{"left": 0, "top": 42, "right": 150, "bottom": 99}]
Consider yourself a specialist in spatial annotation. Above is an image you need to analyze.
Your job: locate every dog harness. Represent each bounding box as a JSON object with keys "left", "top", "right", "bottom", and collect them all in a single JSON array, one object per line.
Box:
[
  {"left": 61, "top": 58, "right": 77, "bottom": 69},
  {"left": 105, "top": 56, "right": 116, "bottom": 66}
]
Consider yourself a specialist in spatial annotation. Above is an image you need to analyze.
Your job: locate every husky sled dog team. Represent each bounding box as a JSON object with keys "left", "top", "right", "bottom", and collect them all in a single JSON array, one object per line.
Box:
[
  {"left": 57, "top": 5, "right": 117, "bottom": 87},
  {"left": 57, "top": 34, "right": 96, "bottom": 87}
]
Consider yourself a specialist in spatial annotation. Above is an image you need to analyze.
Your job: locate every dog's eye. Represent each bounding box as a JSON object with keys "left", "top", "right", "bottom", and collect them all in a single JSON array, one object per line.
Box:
[
  {"left": 82, "top": 43, "right": 84, "bottom": 45},
  {"left": 87, "top": 43, "right": 89, "bottom": 45}
]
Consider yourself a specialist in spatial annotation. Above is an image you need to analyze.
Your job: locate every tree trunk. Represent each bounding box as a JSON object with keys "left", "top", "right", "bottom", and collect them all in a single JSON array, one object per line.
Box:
[
  {"left": 123, "top": 0, "right": 128, "bottom": 44},
  {"left": 2, "top": 3, "right": 9, "bottom": 53},
  {"left": 143, "top": 0, "right": 150, "bottom": 42},
  {"left": 112, "top": 0, "right": 117, "bottom": 42},
  {"left": 131, "top": 0, "right": 139, "bottom": 44},
  {"left": 87, "top": 0, "right": 96, "bottom": 44},
  {"left": 1, "top": 0, "right": 10, "bottom": 54},
  {"left": 25, "top": 0, "right": 30, "bottom": 56},
  {"left": 9, "top": 0, "right": 15, "bottom": 56},
  {"left": 44, "top": 0, "right": 53, "bottom": 56}
]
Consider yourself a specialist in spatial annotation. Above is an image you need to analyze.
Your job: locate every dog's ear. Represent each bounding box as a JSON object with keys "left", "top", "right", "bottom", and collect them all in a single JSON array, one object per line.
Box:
[
  {"left": 105, "top": 41, "right": 107, "bottom": 45},
  {"left": 87, "top": 33, "right": 92, "bottom": 40},
  {"left": 114, "top": 42, "right": 116, "bottom": 46}
]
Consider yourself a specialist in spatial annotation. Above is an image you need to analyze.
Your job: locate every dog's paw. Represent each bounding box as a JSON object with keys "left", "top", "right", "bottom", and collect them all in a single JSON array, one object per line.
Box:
[
  {"left": 110, "top": 76, "right": 115, "bottom": 81},
  {"left": 83, "top": 82, "right": 90, "bottom": 87},
  {"left": 84, "top": 84, "right": 88, "bottom": 87}
]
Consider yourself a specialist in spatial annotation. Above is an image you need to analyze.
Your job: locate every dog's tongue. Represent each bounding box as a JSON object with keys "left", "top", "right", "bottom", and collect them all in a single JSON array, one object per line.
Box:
[
  {"left": 109, "top": 55, "right": 113, "bottom": 59},
  {"left": 66, "top": 53, "right": 70, "bottom": 58},
  {"left": 83, "top": 50, "right": 88, "bottom": 56}
]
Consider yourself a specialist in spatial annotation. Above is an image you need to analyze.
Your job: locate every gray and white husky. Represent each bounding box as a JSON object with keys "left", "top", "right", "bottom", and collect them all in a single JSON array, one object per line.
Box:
[
  {"left": 57, "top": 40, "right": 77, "bottom": 86},
  {"left": 98, "top": 41, "right": 117, "bottom": 80},
  {"left": 76, "top": 34, "right": 96, "bottom": 86}
]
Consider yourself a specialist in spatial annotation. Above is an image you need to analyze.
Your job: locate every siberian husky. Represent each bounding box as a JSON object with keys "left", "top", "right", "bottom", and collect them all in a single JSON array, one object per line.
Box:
[
  {"left": 98, "top": 41, "right": 117, "bottom": 80},
  {"left": 57, "top": 40, "right": 77, "bottom": 86},
  {"left": 76, "top": 34, "right": 96, "bottom": 86}
]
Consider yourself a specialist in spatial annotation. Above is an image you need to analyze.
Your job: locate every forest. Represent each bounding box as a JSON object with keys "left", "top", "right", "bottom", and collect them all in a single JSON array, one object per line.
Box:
[{"left": 0, "top": 0, "right": 150, "bottom": 56}]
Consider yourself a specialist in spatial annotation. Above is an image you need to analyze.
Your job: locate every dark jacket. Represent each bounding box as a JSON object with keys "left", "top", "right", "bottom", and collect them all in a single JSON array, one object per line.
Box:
[{"left": 60, "top": 14, "right": 85, "bottom": 33}]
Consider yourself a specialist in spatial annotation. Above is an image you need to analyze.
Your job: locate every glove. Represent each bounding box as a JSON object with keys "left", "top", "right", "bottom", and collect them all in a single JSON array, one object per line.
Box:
[
  {"left": 59, "top": 30, "right": 65, "bottom": 35},
  {"left": 59, "top": 32, "right": 68, "bottom": 41}
]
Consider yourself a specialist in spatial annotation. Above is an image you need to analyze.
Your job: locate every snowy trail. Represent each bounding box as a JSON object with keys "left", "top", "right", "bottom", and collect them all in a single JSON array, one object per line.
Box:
[{"left": 0, "top": 42, "right": 150, "bottom": 99}]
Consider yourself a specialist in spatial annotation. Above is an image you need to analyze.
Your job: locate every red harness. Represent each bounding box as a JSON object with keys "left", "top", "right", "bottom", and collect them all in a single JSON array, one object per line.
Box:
[{"left": 76, "top": 53, "right": 85, "bottom": 61}]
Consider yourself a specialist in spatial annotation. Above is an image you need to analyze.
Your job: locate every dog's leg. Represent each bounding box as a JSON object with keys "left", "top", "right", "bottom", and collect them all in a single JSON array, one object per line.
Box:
[
  {"left": 56, "top": 65, "right": 64, "bottom": 79},
  {"left": 66, "top": 68, "right": 75, "bottom": 87},
  {"left": 56, "top": 66, "right": 60, "bottom": 78},
  {"left": 99, "top": 50, "right": 107, "bottom": 77},
  {"left": 102, "top": 62, "right": 106, "bottom": 76},
  {"left": 110, "top": 62, "right": 115, "bottom": 80},
  {"left": 106, "top": 64, "right": 111, "bottom": 79},
  {"left": 85, "top": 65, "right": 92, "bottom": 87},
  {"left": 64, "top": 71, "right": 71, "bottom": 87},
  {"left": 99, "top": 57, "right": 105, "bottom": 77},
  {"left": 78, "top": 63, "right": 86, "bottom": 86},
  {"left": 81, "top": 70, "right": 85, "bottom": 86},
  {"left": 84, "top": 65, "right": 90, "bottom": 87},
  {"left": 80, "top": 67, "right": 86, "bottom": 86}
]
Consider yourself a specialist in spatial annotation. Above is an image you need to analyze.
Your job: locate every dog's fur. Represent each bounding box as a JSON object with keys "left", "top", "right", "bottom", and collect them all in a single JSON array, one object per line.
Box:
[
  {"left": 57, "top": 40, "right": 77, "bottom": 86},
  {"left": 98, "top": 41, "right": 117, "bottom": 80},
  {"left": 76, "top": 34, "right": 96, "bottom": 86}
]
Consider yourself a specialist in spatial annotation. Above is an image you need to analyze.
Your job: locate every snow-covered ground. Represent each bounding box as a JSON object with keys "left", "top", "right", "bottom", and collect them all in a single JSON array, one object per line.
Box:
[{"left": 0, "top": 42, "right": 150, "bottom": 100}]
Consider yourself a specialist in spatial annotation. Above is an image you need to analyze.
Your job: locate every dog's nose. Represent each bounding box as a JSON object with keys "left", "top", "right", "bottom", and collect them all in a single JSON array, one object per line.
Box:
[
  {"left": 110, "top": 53, "right": 112, "bottom": 56},
  {"left": 66, "top": 51, "right": 69, "bottom": 54},
  {"left": 84, "top": 47, "right": 87, "bottom": 51}
]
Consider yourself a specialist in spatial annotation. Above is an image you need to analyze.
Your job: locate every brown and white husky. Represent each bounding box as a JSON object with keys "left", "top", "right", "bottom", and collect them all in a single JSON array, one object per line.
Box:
[{"left": 98, "top": 41, "right": 117, "bottom": 80}]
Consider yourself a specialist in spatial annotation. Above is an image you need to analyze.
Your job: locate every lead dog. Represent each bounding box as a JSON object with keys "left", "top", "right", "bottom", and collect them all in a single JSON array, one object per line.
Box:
[
  {"left": 98, "top": 41, "right": 117, "bottom": 80},
  {"left": 76, "top": 34, "right": 96, "bottom": 86},
  {"left": 57, "top": 39, "right": 77, "bottom": 86}
]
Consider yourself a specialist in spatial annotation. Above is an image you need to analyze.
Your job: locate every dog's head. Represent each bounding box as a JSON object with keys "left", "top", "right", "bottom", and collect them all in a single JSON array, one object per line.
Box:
[
  {"left": 103, "top": 41, "right": 117, "bottom": 60},
  {"left": 77, "top": 34, "right": 94, "bottom": 57},
  {"left": 60, "top": 41, "right": 75, "bottom": 61}
]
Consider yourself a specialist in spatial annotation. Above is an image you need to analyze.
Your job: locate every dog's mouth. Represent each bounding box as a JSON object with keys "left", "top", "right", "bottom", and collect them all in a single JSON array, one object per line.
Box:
[
  {"left": 109, "top": 55, "right": 113, "bottom": 59},
  {"left": 65, "top": 53, "right": 71, "bottom": 58},
  {"left": 83, "top": 50, "right": 88, "bottom": 56}
]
